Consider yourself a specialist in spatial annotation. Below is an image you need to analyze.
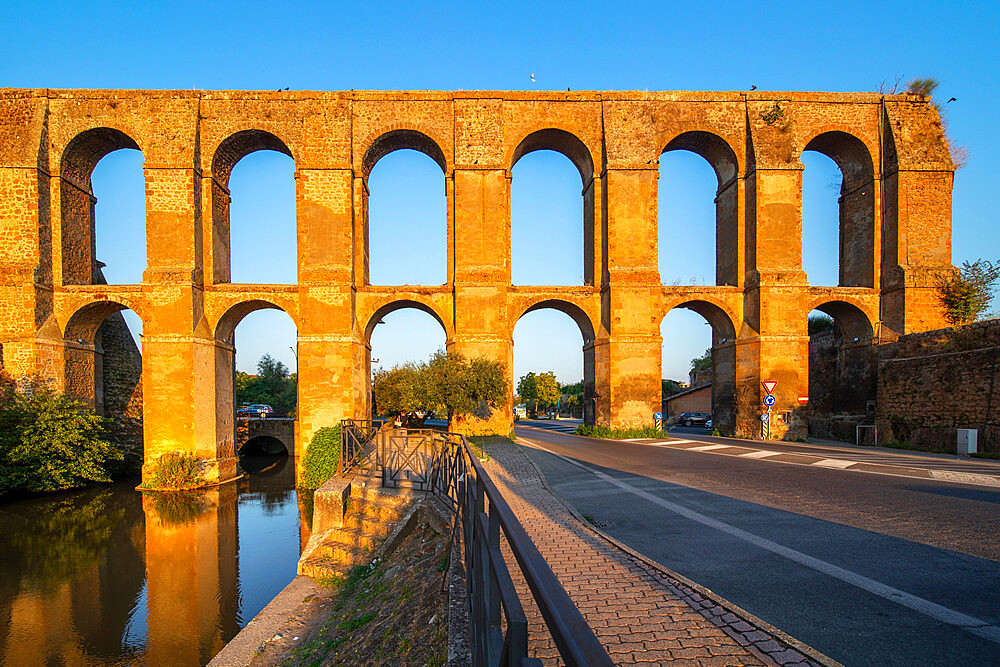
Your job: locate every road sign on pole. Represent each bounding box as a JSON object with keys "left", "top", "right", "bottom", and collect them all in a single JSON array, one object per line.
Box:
[
  {"left": 762, "top": 380, "right": 777, "bottom": 395},
  {"left": 763, "top": 394, "right": 776, "bottom": 407}
]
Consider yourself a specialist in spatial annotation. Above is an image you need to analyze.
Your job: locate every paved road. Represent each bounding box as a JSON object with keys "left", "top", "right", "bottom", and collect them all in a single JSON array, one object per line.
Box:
[{"left": 513, "top": 425, "right": 1000, "bottom": 666}]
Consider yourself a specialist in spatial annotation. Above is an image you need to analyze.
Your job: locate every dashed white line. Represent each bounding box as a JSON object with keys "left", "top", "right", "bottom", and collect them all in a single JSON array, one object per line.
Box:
[
  {"left": 739, "top": 450, "right": 779, "bottom": 459},
  {"left": 688, "top": 444, "right": 733, "bottom": 452},
  {"left": 532, "top": 444, "right": 1000, "bottom": 646},
  {"left": 813, "top": 459, "right": 857, "bottom": 469}
]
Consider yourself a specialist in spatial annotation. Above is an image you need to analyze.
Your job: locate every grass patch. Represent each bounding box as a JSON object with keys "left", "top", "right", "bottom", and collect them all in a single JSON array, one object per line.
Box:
[
  {"left": 280, "top": 524, "right": 449, "bottom": 666},
  {"left": 574, "top": 424, "right": 669, "bottom": 440}
]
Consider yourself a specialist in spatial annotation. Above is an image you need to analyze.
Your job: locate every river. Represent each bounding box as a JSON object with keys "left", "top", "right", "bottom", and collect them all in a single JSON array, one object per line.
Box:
[{"left": 0, "top": 454, "right": 308, "bottom": 666}]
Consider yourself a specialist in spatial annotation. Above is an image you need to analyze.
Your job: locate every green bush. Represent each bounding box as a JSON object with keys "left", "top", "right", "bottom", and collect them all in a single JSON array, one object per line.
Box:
[
  {"left": 141, "top": 451, "right": 204, "bottom": 489},
  {"left": 300, "top": 425, "right": 342, "bottom": 490},
  {"left": 574, "top": 424, "right": 668, "bottom": 440},
  {"left": 0, "top": 381, "right": 123, "bottom": 495}
]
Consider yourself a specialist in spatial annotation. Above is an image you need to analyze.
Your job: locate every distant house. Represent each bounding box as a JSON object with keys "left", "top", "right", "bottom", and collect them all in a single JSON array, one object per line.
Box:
[{"left": 662, "top": 382, "right": 712, "bottom": 423}]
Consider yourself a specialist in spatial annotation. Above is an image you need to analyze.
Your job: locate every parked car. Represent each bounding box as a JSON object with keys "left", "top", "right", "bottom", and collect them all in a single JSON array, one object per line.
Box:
[
  {"left": 238, "top": 404, "right": 273, "bottom": 418},
  {"left": 677, "top": 412, "right": 711, "bottom": 427}
]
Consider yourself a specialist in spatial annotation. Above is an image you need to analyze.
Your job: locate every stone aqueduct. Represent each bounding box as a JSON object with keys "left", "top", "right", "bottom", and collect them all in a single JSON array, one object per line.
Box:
[{"left": 0, "top": 89, "right": 954, "bottom": 484}]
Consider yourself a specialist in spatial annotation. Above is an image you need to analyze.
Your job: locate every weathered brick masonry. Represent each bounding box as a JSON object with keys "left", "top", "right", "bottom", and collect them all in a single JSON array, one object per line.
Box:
[
  {"left": 0, "top": 89, "right": 954, "bottom": 485},
  {"left": 877, "top": 320, "right": 1000, "bottom": 452}
]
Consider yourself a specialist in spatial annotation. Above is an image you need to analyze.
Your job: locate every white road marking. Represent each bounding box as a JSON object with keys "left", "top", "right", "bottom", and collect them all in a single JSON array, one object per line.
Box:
[
  {"left": 813, "top": 459, "right": 857, "bottom": 469},
  {"left": 739, "top": 450, "right": 779, "bottom": 459},
  {"left": 688, "top": 444, "right": 733, "bottom": 452},
  {"left": 530, "top": 442, "right": 1000, "bottom": 645}
]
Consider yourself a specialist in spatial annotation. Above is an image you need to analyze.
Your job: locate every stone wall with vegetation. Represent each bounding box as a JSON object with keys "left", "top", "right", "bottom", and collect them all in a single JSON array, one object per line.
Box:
[{"left": 876, "top": 319, "right": 1000, "bottom": 452}]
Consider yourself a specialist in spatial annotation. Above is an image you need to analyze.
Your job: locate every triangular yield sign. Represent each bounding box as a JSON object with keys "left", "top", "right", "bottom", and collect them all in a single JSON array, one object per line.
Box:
[{"left": 762, "top": 380, "right": 777, "bottom": 395}]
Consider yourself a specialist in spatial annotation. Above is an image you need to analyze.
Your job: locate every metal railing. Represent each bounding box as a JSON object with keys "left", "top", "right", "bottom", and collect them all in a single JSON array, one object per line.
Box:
[
  {"left": 339, "top": 421, "right": 613, "bottom": 666},
  {"left": 337, "top": 419, "right": 384, "bottom": 476}
]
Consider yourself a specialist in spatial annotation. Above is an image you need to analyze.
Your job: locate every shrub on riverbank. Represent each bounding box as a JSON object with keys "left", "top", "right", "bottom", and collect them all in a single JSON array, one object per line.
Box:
[
  {"left": 299, "top": 425, "right": 342, "bottom": 490},
  {"left": 574, "top": 424, "right": 668, "bottom": 439},
  {"left": 0, "top": 376, "right": 123, "bottom": 495}
]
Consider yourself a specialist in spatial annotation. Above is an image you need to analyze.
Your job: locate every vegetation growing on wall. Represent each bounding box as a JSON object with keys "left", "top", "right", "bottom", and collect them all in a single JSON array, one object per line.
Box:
[
  {"left": 140, "top": 451, "right": 204, "bottom": 490},
  {"left": 299, "top": 425, "right": 342, "bottom": 490},
  {"left": 934, "top": 259, "right": 1000, "bottom": 325},
  {"left": 236, "top": 353, "right": 297, "bottom": 415},
  {"left": 0, "top": 373, "right": 123, "bottom": 495}
]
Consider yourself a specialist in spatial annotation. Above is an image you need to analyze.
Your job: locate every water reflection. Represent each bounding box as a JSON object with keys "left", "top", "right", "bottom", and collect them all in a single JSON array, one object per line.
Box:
[{"left": 0, "top": 454, "right": 305, "bottom": 666}]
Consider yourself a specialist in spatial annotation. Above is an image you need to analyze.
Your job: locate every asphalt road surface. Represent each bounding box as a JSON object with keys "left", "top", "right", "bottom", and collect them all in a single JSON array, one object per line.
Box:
[{"left": 513, "top": 425, "right": 1000, "bottom": 667}]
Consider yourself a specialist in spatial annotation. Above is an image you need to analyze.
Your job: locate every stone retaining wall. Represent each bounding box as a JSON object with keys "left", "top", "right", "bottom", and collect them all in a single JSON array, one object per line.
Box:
[{"left": 876, "top": 319, "right": 1000, "bottom": 452}]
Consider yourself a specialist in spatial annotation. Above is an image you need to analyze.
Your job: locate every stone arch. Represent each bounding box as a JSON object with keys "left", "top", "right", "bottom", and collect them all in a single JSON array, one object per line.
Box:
[
  {"left": 807, "top": 299, "right": 878, "bottom": 419},
  {"left": 362, "top": 130, "right": 449, "bottom": 286},
  {"left": 510, "top": 129, "right": 597, "bottom": 286},
  {"left": 363, "top": 298, "right": 452, "bottom": 343},
  {"left": 210, "top": 130, "right": 296, "bottom": 284},
  {"left": 662, "top": 130, "right": 740, "bottom": 186},
  {"left": 61, "top": 299, "right": 144, "bottom": 441},
  {"left": 801, "top": 130, "right": 877, "bottom": 288},
  {"left": 660, "top": 299, "right": 739, "bottom": 433},
  {"left": 214, "top": 298, "right": 300, "bottom": 342},
  {"left": 63, "top": 298, "right": 145, "bottom": 343},
  {"left": 211, "top": 129, "right": 295, "bottom": 188},
  {"left": 512, "top": 298, "right": 598, "bottom": 424},
  {"left": 660, "top": 131, "right": 742, "bottom": 287},
  {"left": 808, "top": 299, "right": 875, "bottom": 342},
  {"left": 510, "top": 128, "right": 595, "bottom": 185},
  {"left": 512, "top": 298, "right": 597, "bottom": 343},
  {"left": 661, "top": 297, "right": 739, "bottom": 342},
  {"left": 59, "top": 127, "right": 145, "bottom": 285},
  {"left": 240, "top": 434, "right": 290, "bottom": 456},
  {"left": 362, "top": 129, "right": 448, "bottom": 180}
]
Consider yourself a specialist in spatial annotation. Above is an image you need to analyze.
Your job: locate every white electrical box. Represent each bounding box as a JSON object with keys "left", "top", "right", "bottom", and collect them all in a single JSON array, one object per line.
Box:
[{"left": 957, "top": 429, "right": 978, "bottom": 455}]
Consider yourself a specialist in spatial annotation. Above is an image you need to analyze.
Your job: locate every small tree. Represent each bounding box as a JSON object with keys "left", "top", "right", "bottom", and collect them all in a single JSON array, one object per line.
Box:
[
  {"left": 517, "top": 371, "right": 560, "bottom": 414},
  {"left": 934, "top": 259, "right": 1000, "bottom": 325}
]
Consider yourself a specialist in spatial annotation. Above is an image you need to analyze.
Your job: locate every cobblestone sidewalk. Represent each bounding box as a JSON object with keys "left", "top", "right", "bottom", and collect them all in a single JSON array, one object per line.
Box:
[{"left": 482, "top": 440, "right": 824, "bottom": 666}]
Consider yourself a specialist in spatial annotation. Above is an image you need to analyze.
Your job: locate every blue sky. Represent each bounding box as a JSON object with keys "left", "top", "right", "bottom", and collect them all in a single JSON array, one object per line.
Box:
[{"left": 7, "top": 0, "right": 998, "bottom": 383}]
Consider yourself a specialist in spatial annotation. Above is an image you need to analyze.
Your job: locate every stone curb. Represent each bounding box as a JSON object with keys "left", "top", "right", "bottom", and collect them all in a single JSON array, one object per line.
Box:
[{"left": 514, "top": 436, "right": 843, "bottom": 667}]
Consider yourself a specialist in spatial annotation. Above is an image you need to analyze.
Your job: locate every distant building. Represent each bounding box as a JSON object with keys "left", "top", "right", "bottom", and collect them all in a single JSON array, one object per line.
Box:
[{"left": 663, "top": 382, "right": 712, "bottom": 423}]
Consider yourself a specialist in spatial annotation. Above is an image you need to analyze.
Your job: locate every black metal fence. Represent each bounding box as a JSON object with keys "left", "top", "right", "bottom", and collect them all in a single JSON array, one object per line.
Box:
[
  {"left": 338, "top": 419, "right": 383, "bottom": 476},
  {"left": 340, "top": 421, "right": 612, "bottom": 666}
]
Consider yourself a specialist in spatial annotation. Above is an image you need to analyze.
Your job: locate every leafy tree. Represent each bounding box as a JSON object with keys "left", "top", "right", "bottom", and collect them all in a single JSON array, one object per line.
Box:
[
  {"left": 808, "top": 313, "right": 835, "bottom": 335},
  {"left": 662, "top": 379, "right": 683, "bottom": 399},
  {"left": 235, "top": 353, "right": 297, "bottom": 414},
  {"left": 373, "top": 350, "right": 506, "bottom": 422},
  {"left": 517, "top": 371, "right": 560, "bottom": 413},
  {"left": 689, "top": 349, "right": 712, "bottom": 384},
  {"left": 0, "top": 378, "right": 123, "bottom": 494},
  {"left": 934, "top": 259, "right": 1000, "bottom": 325}
]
